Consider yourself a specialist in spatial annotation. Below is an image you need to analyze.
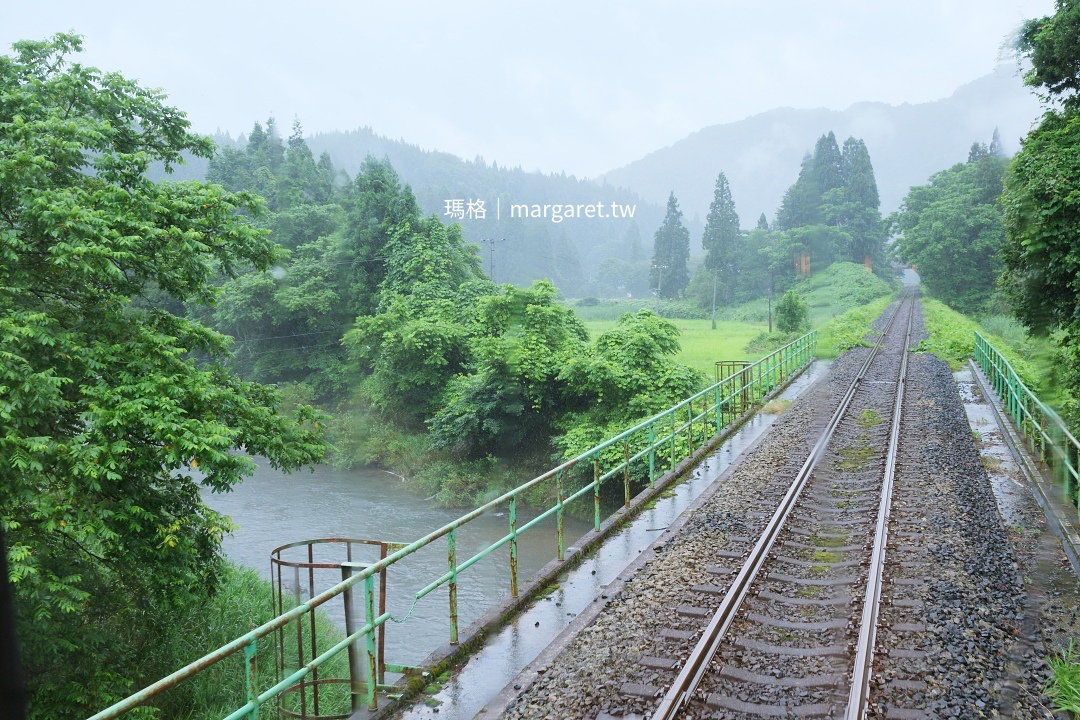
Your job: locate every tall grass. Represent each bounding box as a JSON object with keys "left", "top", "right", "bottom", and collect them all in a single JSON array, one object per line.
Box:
[
  {"left": 149, "top": 564, "right": 350, "bottom": 720},
  {"left": 918, "top": 298, "right": 1038, "bottom": 383},
  {"left": 1046, "top": 642, "right": 1080, "bottom": 714},
  {"left": 815, "top": 295, "right": 895, "bottom": 358}
]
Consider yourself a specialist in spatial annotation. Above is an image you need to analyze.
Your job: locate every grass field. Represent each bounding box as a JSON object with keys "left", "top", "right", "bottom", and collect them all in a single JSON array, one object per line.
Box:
[{"left": 584, "top": 318, "right": 767, "bottom": 377}]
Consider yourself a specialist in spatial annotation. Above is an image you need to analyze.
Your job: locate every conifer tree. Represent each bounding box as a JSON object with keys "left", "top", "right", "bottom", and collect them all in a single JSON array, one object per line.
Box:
[
  {"left": 776, "top": 153, "right": 819, "bottom": 230},
  {"left": 835, "top": 138, "right": 885, "bottom": 270},
  {"left": 650, "top": 192, "right": 690, "bottom": 300},
  {"left": 812, "top": 131, "right": 845, "bottom": 196},
  {"left": 702, "top": 171, "right": 740, "bottom": 326}
]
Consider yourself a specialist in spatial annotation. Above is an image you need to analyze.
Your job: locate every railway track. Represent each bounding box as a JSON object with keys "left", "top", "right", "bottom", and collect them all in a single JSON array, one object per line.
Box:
[
  {"left": 502, "top": 288, "right": 1041, "bottom": 719},
  {"left": 630, "top": 290, "right": 918, "bottom": 720}
]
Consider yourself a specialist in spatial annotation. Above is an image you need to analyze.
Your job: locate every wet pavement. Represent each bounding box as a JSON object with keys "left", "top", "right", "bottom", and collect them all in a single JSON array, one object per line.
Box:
[{"left": 957, "top": 364, "right": 1080, "bottom": 718}]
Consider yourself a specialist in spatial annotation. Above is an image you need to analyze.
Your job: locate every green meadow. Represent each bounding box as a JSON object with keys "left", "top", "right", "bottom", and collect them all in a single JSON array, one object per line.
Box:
[{"left": 584, "top": 318, "right": 766, "bottom": 377}]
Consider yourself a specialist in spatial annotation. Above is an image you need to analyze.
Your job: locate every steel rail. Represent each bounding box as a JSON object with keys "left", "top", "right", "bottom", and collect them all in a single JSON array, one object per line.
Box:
[
  {"left": 845, "top": 290, "right": 915, "bottom": 718},
  {"left": 649, "top": 291, "right": 914, "bottom": 720}
]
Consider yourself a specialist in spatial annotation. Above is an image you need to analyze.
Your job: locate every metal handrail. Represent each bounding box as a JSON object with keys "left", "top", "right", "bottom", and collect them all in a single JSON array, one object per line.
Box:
[
  {"left": 974, "top": 332, "right": 1080, "bottom": 500},
  {"left": 88, "top": 329, "right": 817, "bottom": 720}
]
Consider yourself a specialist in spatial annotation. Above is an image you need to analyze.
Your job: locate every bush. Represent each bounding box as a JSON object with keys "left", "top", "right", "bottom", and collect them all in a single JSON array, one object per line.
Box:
[
  {"left": 816, "top": 295, "right": 895, "bottom": 358},
  {"left": 775, "top": 290, "right": 810, "bottom": 333},
  {"left": 150, "top": 564, "right": 349, "bottom": 720},
  {"left": 743, "top": 330, "right": 803, "bottom": 355}
]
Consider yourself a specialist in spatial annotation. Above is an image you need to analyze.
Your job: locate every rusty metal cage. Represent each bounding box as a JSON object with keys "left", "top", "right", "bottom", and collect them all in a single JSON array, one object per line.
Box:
[{"left": 270, "top": 538, "right": 413, "bottom": 718}]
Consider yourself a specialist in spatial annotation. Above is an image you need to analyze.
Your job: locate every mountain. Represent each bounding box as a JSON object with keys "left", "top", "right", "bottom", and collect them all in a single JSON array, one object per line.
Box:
[
  {"left": 151, "top": 127, "right": 668, "bottom": 294},
  {"left": 598, "top": 66, "right": 1042, "bottom": 225},
  {"left": 303, "top": 129, "right": 668, "bottom": 285}
]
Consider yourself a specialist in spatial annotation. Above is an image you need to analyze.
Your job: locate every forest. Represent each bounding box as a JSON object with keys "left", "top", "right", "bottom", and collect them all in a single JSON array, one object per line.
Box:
[{"left": 7, "top": 0, "right": 1080, "bottom": 714}]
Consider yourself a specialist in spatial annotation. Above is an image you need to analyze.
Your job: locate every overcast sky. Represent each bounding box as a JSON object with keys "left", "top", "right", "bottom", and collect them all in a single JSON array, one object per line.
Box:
[{"left": 2, "top": 1, "right": 1054, "bottom": 178}]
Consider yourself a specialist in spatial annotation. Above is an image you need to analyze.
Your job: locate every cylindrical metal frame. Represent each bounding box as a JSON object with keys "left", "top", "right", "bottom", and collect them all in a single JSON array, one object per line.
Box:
[{"left": 270, "top": 539, "right": 389, "bottom": 720}]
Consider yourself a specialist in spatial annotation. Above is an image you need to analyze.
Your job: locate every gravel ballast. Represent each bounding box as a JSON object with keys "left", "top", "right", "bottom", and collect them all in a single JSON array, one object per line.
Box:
[{"left": 493, "top": 297, "right": 1077, "bottom": 720}]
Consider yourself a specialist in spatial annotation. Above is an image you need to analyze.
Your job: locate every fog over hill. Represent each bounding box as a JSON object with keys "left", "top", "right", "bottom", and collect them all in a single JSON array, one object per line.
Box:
[
  {"left": 154, "top": 66, "right": 1040, "bottom": 277},
  {"left": 598, "top": 67, "right": 1042, "bottom": 226}
]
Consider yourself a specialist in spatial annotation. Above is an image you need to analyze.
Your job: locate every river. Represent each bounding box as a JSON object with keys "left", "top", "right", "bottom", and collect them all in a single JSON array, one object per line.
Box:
[{"left": 203, "top": 458, "right": 594, "bottom": 668}]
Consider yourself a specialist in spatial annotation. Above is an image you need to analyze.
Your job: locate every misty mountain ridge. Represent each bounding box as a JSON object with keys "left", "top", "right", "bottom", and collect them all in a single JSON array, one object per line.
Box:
[
  {"left": 149, "top": 65, "right": 1040, "bottom": 293},
  {"left": 598, "top": 65, "right": 1042, "bottom": 226}
]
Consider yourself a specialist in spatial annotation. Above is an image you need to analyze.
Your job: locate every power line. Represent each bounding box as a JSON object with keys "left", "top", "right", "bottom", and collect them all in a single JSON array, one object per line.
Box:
[
  {"left": 241, "top": 343, "right": 345, "bottom": 358},
  {"left": 233, "top": 329, "right": 338, "bottom": 343}
]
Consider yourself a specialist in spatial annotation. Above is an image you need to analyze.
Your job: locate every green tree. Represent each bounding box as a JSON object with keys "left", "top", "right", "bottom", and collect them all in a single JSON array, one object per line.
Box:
[
  {"left": 342, "top": 216, "right": 488, "bottom": 426},
  {"left": 892, "top": 140, "right": 1007, "bottom": 313},
  {"left": 428, "top": 281, "right": 589, "bottom": 457},
  {"left": 776, "top": 152, "right": 820, "bottom": 231},
  {"left": 555, "top": 310, "right": 705, "bottom": 455},
  {"left": 775, "top": 132, "right": 886, "bottom": 277},
  {"left": 340, "top": 158, "right": 422, "bottom": 317},
  {"left": 1002, "top": 1, "right": 1080, "bottom": 423},
  {"left": 775, "top": 290, "right": 810, "bottom": 333},
  {"left": 702, "top": 171, "right": 741, "bottom": 327},
  {"left": 826, "top": 138, "right": 886, "bottom": 273},
  {"left": 1016, "top": 1, "right": 1080, "bottom": 106},
  {"left": 0, "top": 35, "right": 326, "bottom": 716},
  {"left": 1003, "top": 1, "right": 1080, "bottom": 335},
  {"left": 650, "top": 193, "right": 690, "bottom": 299}
]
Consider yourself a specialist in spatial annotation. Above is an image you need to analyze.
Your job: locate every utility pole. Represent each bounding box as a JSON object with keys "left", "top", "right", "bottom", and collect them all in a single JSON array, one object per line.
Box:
[
  {"left": 480, "top": 238, "right": 506, "bottom": 281},
  {"left": 711, "top": 270, "right": 718, "bottom": 330},
  {"left": 653, "top": 263, "right": 666, "bottom": 314}
]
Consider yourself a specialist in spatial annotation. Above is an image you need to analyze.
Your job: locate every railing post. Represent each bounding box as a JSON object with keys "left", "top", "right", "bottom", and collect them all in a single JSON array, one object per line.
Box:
[
  {"left": 556, "top": 471, "right": 565, "bottom": 561},
  {"left": 665, "top": 410, "right": 673, "bottom": 472},
  {"left": 509, "top": 496, "right": 519, "bottom": 597},
  {"left": 244, "top": 638, "right": 259, "bottom": 720},
  {"left": 593, "top": 458, "right": 601, "bottom": 532},
  {"left": 623, "top": 440, "right": 631, "bottom": 508},
  {"left": 714, "top": 384, "right": 722, "bottom": 434},
  {"left": 342, "top": 563, "right": 362, "bottom": 713},
  {"left": 648, "top": 423, "right": 656, "bottom": 487},
  {"left": 687, "top": 399, "right": 694, "bottom": 452},
  {"left": 307, "top": 544, "right": 318, "bottom": 715},
  {"left": 364, "top": 574, "right": 378, "bottom": 711},
  {"left": 293, "top": 566, "right": 306, "bottom": 714},
  {"left": 448, "top": 529, "right": 458, "bottom": 644}
]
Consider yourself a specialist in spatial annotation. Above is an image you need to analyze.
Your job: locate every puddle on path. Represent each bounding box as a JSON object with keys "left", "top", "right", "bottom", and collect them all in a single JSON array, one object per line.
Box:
[
  {"left": 956, "top": 369, "right": 1031, "bottom": 529},
  {"left": 394, "top": 361, "right": 831, "bottom": 720},
  {"left": 956, "top": 367, "right": 1080, "bottom": 717}
]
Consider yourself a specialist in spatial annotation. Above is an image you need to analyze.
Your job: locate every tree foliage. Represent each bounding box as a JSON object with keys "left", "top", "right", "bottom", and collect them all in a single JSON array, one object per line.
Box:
[
  {"left": 1017, "top": 0, "right": 1080, "bottom": 107},
  {"left": 554, "top": 310, "right": 705, "bottom": 458},
  {"left": 775, "top": 132, "right": 886, "bottom": 278},
  {"left": 0, "top": 35, "right": 326, "bottom": 715},
  {"left": 1003, "top": 0, "right": 1080, "bottom": 425},
  {"left": 702, "top": 171, "right": 741, "bottom": 303},
  {"left": 343, "top": 216, "right": 489, "bottom": 427},
  {"left": 207, "top": 149, "right": 425, "bottom": 396},
  {"left": 650, "top": 193, "right": 691, "bottom": 299},
  {"left": 775, "top": 290, "right": 810, "bottom": 333},
  {"left": 892, "top": 140, "right": 1007, "bottom": 313},
  {"left": 428, "top": 281, "right": 589, "bottom": 457},
  {"left": 1002, "top": 111, "right": 1080, "bottom": 335}
]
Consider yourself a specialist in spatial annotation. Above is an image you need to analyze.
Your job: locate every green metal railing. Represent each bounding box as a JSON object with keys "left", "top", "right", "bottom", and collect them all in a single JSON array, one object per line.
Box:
[
  {"left": 88, "top": 330, "right": 816, "bottom": 720},
  {"left": 974, "top": 331, "right": 1080, "bottom": 506}
]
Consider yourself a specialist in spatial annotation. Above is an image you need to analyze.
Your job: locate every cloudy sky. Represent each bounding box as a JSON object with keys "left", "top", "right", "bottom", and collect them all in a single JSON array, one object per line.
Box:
[{"left": 2, "top": 1, "right": 1054, "bottom": 177}]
